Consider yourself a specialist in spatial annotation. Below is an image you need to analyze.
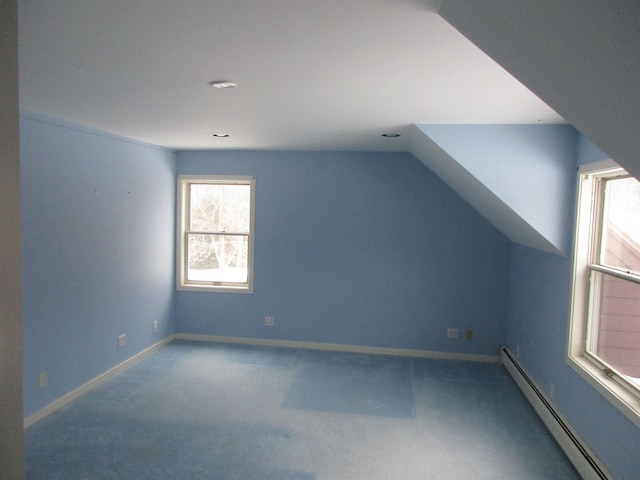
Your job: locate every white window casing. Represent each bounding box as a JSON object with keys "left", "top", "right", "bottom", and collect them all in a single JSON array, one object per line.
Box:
[{"left": 176, "top": 175, "right": 255, "bottom": 293}]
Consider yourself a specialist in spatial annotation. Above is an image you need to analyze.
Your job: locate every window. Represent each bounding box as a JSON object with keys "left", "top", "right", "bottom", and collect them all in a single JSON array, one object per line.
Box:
[
  {"left": 177, "top": 175, "right": 255, "bottom": 293},
  {"left": 569, "top": 160, "right": 640, "bottom": 425}
]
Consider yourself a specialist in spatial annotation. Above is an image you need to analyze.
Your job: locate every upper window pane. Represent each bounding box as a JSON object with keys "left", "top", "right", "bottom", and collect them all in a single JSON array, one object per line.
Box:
[
  {"left": 601, "top": 176, "right": 640, "bottom": 274},
  {"left": 189, "top": 184, "right": 251, "bottom": 233}
]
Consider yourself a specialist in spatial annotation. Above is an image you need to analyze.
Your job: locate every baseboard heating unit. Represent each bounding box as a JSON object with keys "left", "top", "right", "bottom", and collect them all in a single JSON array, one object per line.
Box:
[{"left": 500, "top": 346, "right": 613, "bottom": 480}]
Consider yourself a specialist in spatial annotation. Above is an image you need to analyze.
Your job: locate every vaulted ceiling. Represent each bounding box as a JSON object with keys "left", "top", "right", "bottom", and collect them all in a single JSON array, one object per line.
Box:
[
  {"left": 18, "top": 0, "right": 564, "bottom": 151},
  {"left": 17, "top": 0, "right": 640, "bottom": 256}
]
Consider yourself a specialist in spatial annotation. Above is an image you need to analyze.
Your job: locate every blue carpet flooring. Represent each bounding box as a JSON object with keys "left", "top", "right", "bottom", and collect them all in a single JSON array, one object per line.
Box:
[{"left": 25, "top": 341, "right": 580, "bottom": 479}]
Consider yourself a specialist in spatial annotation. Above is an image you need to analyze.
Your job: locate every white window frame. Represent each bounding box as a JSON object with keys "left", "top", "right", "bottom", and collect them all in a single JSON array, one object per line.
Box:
[
  {"left": 176, "top": 175, "right": 255, "bottom": 293},
  {"left": 568, "top": 159, "right": 640, "bottom": 427}
]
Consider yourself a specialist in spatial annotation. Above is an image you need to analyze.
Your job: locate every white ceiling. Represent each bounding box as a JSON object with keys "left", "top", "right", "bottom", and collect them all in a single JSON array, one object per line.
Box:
[{"left": 18, "top": 0, "right": 564, "bottom": 151}]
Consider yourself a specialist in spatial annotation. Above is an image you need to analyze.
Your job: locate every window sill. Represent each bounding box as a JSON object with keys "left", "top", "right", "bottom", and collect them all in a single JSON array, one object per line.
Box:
[
  {"left": 177, "top": 283, "right": 253, "bottom": 294},
  {"left": 567, "top": 354, "right": 640, "bottom": 428}
]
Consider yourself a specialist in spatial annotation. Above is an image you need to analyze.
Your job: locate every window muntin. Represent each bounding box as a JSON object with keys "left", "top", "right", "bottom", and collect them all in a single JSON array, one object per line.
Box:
[
  {"left": 177, "top": 176, "right": 255, "bottom": 293},
  {"left": 569, "top": 162, "right": 640, "bottom": 425}
]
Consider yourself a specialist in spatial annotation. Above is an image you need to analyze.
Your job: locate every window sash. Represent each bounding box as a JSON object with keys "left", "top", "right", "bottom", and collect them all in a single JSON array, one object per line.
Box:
[
  {"left": 580, "top": 168, "right": 640, "bottom": 402},
  {"left": 588, "top": 263, "right": 640, "bottom": 285},
  {"left": 187, "top": 182, "right": 251, "bottom": 234},
  {"left": 184, "top": 232, "right": 250, "bottom": 286},
  {"left": 590, "top": 170, "right": 640, "bottom": 276}
]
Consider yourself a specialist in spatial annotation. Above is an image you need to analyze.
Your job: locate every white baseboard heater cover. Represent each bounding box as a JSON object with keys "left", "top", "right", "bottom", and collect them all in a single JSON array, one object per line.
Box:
[{"left": 500, "top": 346, "right": 613, "bottom": 480}]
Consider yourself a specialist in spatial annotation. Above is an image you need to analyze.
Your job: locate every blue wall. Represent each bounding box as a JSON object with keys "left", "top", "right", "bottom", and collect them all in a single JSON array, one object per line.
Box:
[
  {"left": 505, "top": 135, "right": 640, "bottom": 479},
  {"left": 20, "top": 113, "right": 177, "bottom": 416},
  {"left": 416, "top": 124, "right": 578, "bottom": 255},
  {"left": 176, "top": 150, "right": 510, "bottom": 355},
  {"left": 576, "top": 132, "right": 609, "bottom": 166}
]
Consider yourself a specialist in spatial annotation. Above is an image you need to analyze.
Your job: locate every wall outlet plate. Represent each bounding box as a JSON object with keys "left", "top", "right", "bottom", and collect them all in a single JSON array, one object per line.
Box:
[
  {"left": 153, "top": 320, "right": 158, "bottom": 333},
  {"left": 264, "top": 316, "right": 275, "bottom": 327},
  {"left": 39, "top": 371, "right": 47, "bottom": 388},
  {"left": 118, "top": 334, "right": 126, "bottom": 348},
  {"left": 447, "top": 328, "right": 458, "bottom": 339}
]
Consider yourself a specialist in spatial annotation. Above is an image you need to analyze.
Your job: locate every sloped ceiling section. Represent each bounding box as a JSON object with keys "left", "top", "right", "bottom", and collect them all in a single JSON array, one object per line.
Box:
[
  {"left": 409, "top": 125, "right": 578, "bottom": 256},
  {"left": 438, "top": 0, "right": 640, "bottom": 181}
]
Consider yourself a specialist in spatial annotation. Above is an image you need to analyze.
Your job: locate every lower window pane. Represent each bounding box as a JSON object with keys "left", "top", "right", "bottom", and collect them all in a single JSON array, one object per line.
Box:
[
  {"left": 187, "top": 233, "right": 248, "bottom": 284},
  {"left": 588, "top": 271, "right": 640, "bottom": 381}
]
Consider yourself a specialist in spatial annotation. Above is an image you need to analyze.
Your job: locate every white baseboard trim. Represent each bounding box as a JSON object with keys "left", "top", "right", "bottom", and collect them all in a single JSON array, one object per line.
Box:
[
  {"left": 24, "top": 335, "right": 176, "bottom": 428},
  {"left": 174, "top": 333, "right": 500, "bottom": 363}
]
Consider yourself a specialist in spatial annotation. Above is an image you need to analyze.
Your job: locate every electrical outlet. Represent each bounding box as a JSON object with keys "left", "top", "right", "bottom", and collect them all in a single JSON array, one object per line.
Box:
[
  {"left": 465, "top": 329, "right": 474, "bottom": 341},
  {"left": 264, "top": 316, "right": 275, "bottom": 327},
  {"left": 153, "top": 320, "right": 158, "bottom": 333},
  {"left": 39, "top": 371, "right": 47, "bottom": 388},
  {"left": 447, "top": 328, "right": 458, "bottom": 339},
  {"left": 549, "top": 383, "right": 555, "bottom": 399},
  {"left": 118, "top": 334, "right": 126, "bottom": 348},
  {"left": 516, "top": 345, "right": 520, "bottom": 357}
]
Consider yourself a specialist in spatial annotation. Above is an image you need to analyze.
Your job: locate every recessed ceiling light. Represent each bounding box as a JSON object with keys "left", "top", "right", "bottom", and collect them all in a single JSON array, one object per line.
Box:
[
  {"left": 212, "top": 133, "right": 230, "bottom": 138},
  {"left": 382, "top": 133, "right": 401, "bottom": 138},
  {"left": 209, "top": 80, "right": 237, "bottom": 89}
]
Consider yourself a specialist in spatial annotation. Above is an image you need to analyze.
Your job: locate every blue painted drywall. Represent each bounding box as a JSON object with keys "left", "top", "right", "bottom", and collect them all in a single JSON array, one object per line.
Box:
[
  {"left": 176, "top": 150, "right": 510, "bottom": 355},
  {"left": 20, "top": 112, "right": 177, "bottom": 416},
  {"left": 414, "top": 125, "right": 578, "bottom": 256},
  {"left": 507, "top": 244, "right": 640, "bottom": 480},
  {"left": 505, "top": 136, "right": 640, "bottom": 479},
  {"left": 576, "top": 134, "right": 610, "bottom": 166}
]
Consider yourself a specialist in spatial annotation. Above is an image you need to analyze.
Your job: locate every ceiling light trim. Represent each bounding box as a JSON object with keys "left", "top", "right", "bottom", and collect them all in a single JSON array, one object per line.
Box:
[{"left": 209, "top": 80, "right": 238, "bottom": 89}]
